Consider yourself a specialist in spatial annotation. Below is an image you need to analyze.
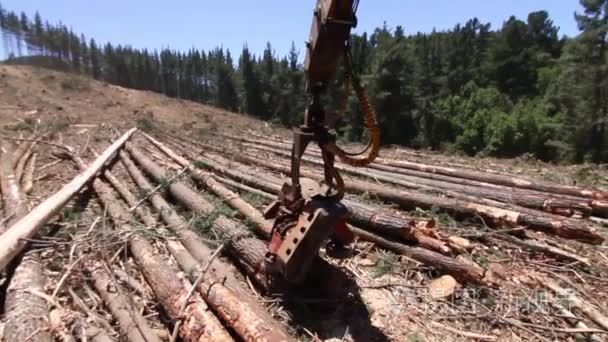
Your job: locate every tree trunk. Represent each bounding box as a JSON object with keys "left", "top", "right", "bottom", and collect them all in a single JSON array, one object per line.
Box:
[
  {"left": 1, "top": 141, "right": 51, "bottom": 342},
  {"left": 238, "top": 141, "right": 594, "bottom": 218},
  {"left": 2, "top": 252, "right": 51, "bottom": 342},
  {"left": 152, "top": 138, "right": 488, "bottom": 282},
  {"left": 350, "top": 226, "right": 484, "bottom": 284},
  {"left": 119, "top": 148, "right": 294, "bottom": 342},
  {"left": 140, "top": 131, "right": 268, "bottom": 230},
  {"left": 1, "top": 142, "right": 27, "bottom": 234},
  {"left": 89, "top": 263, "right": 162, "bottom": 342},
  {"left": 222, "top": 132, "right": 608, "bottom": 200},
  {"left": 199, "top": 149, "right": 604, "bottom": 245},
  {"left": 0, "top": 128, "right": 138, "bottom": 272},
  {"left": 71, "top": 155, "right": 233, "bottom": 342},
  {"left": 21, "top": 152, "right": 36, "bottom": 194}
]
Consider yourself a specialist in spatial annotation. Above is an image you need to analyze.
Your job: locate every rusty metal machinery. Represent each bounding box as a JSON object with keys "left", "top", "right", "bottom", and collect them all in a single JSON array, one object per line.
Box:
[{"left": 263, "top": 0, "right": 380, "bottom": 285}]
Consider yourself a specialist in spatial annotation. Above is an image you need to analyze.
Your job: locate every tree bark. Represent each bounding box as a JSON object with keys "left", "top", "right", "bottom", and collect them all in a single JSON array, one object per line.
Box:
[
  {"left": 223, "top": 132, "right": 608, "bottom": 200},
  {"left": 71, "top": 156, "right": 233, "bottom": 342},
  {"left": 1, "top": 142, "right": 27, "bottom": 233},
  {"left": 1, "top": 252, "right": 51, "bottom": 342},
  {"left": 89, "top": 263, "right": 162, "bottom": 342},
  {"left": 22, "top": 152, "right": 36, "bottom": 194},
  {"left": 350, "top": 226, "right": 484, "bottom": 284},
  {"left": 141, "top": 131, "right": 268, "bottom": 230},
  {"left": 119, "top": 148, "right": 294, "bottom": 342},
  {"left": 1, "top": 141, "right": 51, "bottom": 342},
  {"left": 154, "top": 140, "right": 488, "bottom": 282},
  {"left": 0, "top": 127, "right": 138, "bottom": 272},
  {"left": 15, "top": 142, "right": 35, "bottom": 183},
  {"left": 199, "top": 149, "right": 604, "bottom": 244},
  {"left": 239, "top": 141, "right": 594, "bottom": 218}
]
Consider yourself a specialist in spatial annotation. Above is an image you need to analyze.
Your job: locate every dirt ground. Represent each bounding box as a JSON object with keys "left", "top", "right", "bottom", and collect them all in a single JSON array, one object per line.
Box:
[{"left": 1, "top": 63, "right": 608, "bottom": 342}]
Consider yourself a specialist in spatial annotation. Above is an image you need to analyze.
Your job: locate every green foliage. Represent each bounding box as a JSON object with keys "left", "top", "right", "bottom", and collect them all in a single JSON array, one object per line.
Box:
[
  {"left": 372, "top": 250, "right": 397, "bottom": 278},
  {"left": 135, "top": 111, "right": 158, "bottom": 131},
  {"left": 240, "top": 192, "right": 267, "bottom": 207},
  {"left": 190, "top": 201, "right": 237, "bottom": 239},
  {"left": 192, "top": 160, "right": 208, "bottom": 169},
  {"left": 407, "top": 334, "right": 425, "bottom": 342},
  {"left": 1, "top": 2, "right": 607, "bottom": 163}
]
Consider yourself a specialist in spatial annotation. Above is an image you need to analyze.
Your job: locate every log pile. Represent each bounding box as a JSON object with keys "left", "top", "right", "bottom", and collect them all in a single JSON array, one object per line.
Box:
[{"left": 1, "top": 123, "right": 607, "bottom": 341}]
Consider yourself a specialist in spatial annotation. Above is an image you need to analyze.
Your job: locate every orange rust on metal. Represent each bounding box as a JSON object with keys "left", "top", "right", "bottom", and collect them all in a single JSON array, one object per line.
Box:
[{"left": 304, "top": 0, "right": 355, "bottom": 87}]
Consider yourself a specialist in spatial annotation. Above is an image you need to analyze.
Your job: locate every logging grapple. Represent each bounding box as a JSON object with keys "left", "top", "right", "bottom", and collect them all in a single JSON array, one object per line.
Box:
[{"left": 262, "top": 0, "right": 381, "bottom": 284}]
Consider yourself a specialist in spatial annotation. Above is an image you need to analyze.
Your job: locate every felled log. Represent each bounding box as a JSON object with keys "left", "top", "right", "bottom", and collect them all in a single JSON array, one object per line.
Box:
[
  {"left": 1, "top": 141, "right": 51, "bottom": 342},
  {"left": 120, "top": 148, "right": 294, "bottom": 342},
  {"left": 89, "top": 263, "right": 162, "bottom": 342},
  {"left": 140, "top": 132, "right": 267, "bottom": 229},
  {"left": 532, "top": 274, "right": 608, "bottom": 331},
  {"left": 162, "top": 145, "right": 486, "bottom": 283},
  {"left": 2, "top": 252, "right": 52, "bottom": 342},
  {"left": 200, "top": 149, "right": 604, "bottom": 245},
  {"left": 119, "top": 150, "right": 247, "bottom": 290},
  {"left": 15, "top": 142, "right": 35, "bottom": 183},
  {"left": 12, "top": 136, "right": 35, "bottom": 165},
  {"left": 0, "top": 127, "right": 137, "bottom": 272},
  {"left": 124, "top": 143, "right": 354, "bottom": 295},
  {"left": 239, "top": 142, "right": 593, "bottom": 218},
  {"left": 98, "top": 163, "right": 250, "bottom": 297},
  {"left": 122, "top": 146, "right": 272, "bottom": 288},
  {"left": 344, "top": 200, "right": 453, "bottom": 255},
  {"left": 152, "top": 134, "right": 455, "bottom": 254},
  {"left": 1, "top": 142, "right": 27, "bottom": 233},
  {"left": 223, "top": 132, "right": 608, "bottom": 201},
  {"left": 22, "top": 152, "right": 36, "bottom": 194},
  {"left": 351, "top": 226, "right": 484, "bottom": 283},
  {"left": 70, "top": 155, "right": 233, "bottom": 342},
  {"left": 488, "top": 234, "right": 590, "bottom": 266},
  {"left": 377, "top": 159, "right": 608, "bottom": 201},
  {"left": 215, "top": 175, "right": 277, "bottom": 200},
  {"left": 161, "top": 143, "right": 465, "bottom": 253}
]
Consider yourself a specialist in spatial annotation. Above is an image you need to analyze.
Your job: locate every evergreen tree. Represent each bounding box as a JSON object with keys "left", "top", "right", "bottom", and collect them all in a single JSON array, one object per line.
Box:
[
  {"left": 1, "top": 2, "right": 606, "bottom": 163},
  {"left": 240, "top": 45, "right": 265, "bottom": 116}
]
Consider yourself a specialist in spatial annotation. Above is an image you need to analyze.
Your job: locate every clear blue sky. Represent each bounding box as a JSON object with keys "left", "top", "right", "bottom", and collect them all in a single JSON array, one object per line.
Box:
[{"left": 0, "top": 0, "right": 584, "bottom": 60}]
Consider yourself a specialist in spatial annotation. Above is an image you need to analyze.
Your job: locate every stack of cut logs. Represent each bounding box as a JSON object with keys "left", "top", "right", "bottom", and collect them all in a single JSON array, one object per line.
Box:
[{"left": 0, "top": 127, "right": 607, "bottom": 341}]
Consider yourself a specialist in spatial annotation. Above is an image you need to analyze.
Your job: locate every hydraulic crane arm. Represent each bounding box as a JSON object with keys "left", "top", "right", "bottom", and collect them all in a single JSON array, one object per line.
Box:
[
  {"left": 305, "top": 0, "right": 359, "bottom": 90},
  {"left": 262, "top": 0, "right": 380, "bottom": 285}
]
